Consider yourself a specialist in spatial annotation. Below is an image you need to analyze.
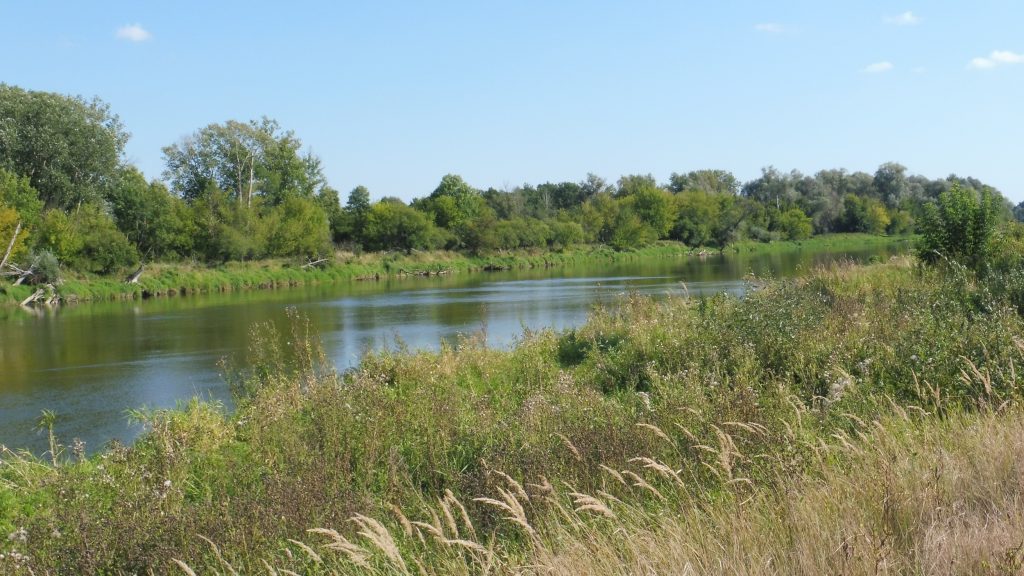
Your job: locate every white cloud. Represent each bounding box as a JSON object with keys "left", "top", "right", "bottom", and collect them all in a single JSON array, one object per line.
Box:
[
  {"left": 863, "top": 61, "right": 894, "bottom": 73},
  {"left": 754, "top": 23, "right": 784, "bottom": 34},
  {"left": 991, "top": 50, "right": 1024, "bottom": 64},
  {"left": 116, "top": 24, "right": 151, "bottom": 42},
  {"left": 884, "top": 11, "right": 920, "bottom": 26},
  {"left": 969, "top": 50, "right": 1024, "bottom": 69}
]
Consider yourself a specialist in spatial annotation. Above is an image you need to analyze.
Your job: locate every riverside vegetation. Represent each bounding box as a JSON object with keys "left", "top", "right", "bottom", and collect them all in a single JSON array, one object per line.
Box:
[
  {"left": 2, "top": 83, "right": 1022, "bottom": 306},
  {"left": 2, "top": 189, "right": 1024, "bottom": 574}
]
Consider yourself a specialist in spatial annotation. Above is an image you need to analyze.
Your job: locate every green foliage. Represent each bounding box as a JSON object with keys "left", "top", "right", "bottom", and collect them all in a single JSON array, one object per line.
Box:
[
  {"left": 0, "top": 84, "right": 128, "bottom": 210},
  {"left": 362, "top": 199, "right": 445, "bottom": 252},
  {"left": 8, "top": 259, "right": 1024, "bottom": 573},
  {"left": 106, "top": 167, "right": 195, "bottom": 260},
  {"left": 842, "top": 194, "right": 890, "bottom": 234},
  {"left": 259, "top": 196, "right": 331, "bottom": 258},
  {"left": 918, "top": 184, "right": 1001, "bottom": 272},
  {"left": 671, "top": 190, "right": 721, "bottom": 246},
  {"left": 774, "top": 207, "right": 813, "bottom": 240},
  {"left": 161, "top": 117, "right": 326, "bottom": 206},
  {"left": 0, "top": 168, "right": 43, "bottom": 228},
  {"left": 37, "top": 205, "right": 139, "bottom": 274}
]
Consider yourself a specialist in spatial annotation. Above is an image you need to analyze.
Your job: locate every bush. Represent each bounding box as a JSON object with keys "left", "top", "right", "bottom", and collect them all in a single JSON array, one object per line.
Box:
[{"left": 918, "top": 184, "right": 1001, "bottom": 273}]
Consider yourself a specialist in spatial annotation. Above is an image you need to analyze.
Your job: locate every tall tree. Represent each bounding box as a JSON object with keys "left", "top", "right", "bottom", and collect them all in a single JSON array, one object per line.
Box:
[
  {"left": 162, "top": 117, "right": 326, "bottom": 206},
  {"left": 0, "top": 84, "right": 128, "bottom": 210}
]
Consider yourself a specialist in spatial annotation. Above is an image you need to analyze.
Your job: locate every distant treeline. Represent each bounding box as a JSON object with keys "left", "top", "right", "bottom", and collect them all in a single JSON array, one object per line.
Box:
[{"left": 0, "top": 84, "right": 1019, "bottom": 281}]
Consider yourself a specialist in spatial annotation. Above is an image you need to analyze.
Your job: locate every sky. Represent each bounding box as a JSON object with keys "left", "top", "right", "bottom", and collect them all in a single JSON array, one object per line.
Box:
[{"left": 1, "top": 1, "right": 1022, "bottom": 202}]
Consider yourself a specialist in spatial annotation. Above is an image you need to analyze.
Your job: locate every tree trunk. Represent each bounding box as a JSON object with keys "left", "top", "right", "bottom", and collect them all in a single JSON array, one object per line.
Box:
[
  {"left": 126, "top": 264, "right": 145, "bottom": 284},
  {"left": 1, "top": 220, "right": 21, "bottom": 272}
]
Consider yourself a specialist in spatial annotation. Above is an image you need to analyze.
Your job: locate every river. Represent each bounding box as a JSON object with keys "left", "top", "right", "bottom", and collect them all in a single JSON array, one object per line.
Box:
[{"left": 0, "top": 245, "right": 906, "bottom": 453}]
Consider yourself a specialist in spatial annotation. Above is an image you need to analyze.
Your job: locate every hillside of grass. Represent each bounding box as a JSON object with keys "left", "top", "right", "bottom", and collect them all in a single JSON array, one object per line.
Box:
[{"left": 2, "top": 253, "right": 1023, "bottom": 574}]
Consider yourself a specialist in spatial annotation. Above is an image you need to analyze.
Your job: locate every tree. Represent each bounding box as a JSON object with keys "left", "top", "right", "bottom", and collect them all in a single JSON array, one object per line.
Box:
[
  {"left": 260, "top": 196, "right": 331, "bottom": 257},
  {"left": 623, "top": 186, "right": 674, "bottom": 238},
  {"left": 918, "top": 184, "right": 1001, "bottom": 272},
  {"left": 0, "top": 84, "right": 128, "bottom": 210},
  {"left": 362, "top": 199, "right": 444, "bottom": 253},
  {"left": 873, "top": 162, "right": 909, "bottom": 208},
  {"left": 37, "top": 203, "right": 139, "bottom": 274},
  {"left": 415, "top": 174, "right": 491, "bottom": 247},
  {"left": 162, "top": 117, "right": 326, "bottom": 206},
  {"left": 345, "top": 185, "right": 371, "bottom": 239},
  {"left": 774, "top": 207, "right": 813, "bottom": 240},
  {"left": 672, "top": 190, "right": 721, "bottom": 247},
  {"left": 106, "top": 167, "right": 195, "bottom": 259},
  {"left": 614, "top": 174, "right": 659, "bottom": 198},
  {"left": 667, "top": 169, "right": 739, "bottom": 195}
]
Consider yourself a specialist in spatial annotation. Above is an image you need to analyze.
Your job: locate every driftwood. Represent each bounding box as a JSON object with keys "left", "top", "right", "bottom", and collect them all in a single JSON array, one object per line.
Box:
[
  {"left": 6, "top": 263, "right": 33, "bottom": 286},
  {"left": 19, "top": 283, "right": 58, "bottom": 308},
  {"left": 302, "top": 258, "right": 329, "bottom": 269},
  {"left": 126, "top": 264, "right": 144, "bottom": 284},
  {"left": 20, "top": 287, "right": 44, "bottom": 307},
  {"left": 0, "top": 221, "right": 20, "bottom": 271}
]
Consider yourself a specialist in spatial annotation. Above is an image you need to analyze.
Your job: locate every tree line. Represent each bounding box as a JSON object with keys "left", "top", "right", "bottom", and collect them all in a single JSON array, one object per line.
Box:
[{"left": 1, "top": 84, "right": 1019, "bottom": 281}]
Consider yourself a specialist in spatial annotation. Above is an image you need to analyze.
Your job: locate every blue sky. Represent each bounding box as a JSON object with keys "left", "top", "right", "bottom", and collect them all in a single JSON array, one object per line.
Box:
[{"left": 2, "top": 1, "right": 1022, "bottom": 202}]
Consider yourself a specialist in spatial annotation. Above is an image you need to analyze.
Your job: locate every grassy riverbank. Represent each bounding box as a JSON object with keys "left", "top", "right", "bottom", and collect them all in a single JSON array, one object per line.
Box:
[
  {"left": 2, "top": 254, "right": 1022, "bottom": 574},
  {"left": 0, "top": 234, "right": 911, "bottom": 306}
]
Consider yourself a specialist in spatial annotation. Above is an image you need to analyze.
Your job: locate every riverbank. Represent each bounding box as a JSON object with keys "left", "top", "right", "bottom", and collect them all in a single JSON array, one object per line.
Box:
[
  {"left": 0, "top": 234, "right": 912, "bottom": 306},
  {"left": 2, "top": 255, "right": 1020, "bottom": 574}
]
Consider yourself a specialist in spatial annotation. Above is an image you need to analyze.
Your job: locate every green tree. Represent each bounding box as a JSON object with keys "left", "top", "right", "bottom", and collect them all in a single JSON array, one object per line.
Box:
[
  {"left": 260, "top": 196, "right": 331, "bottom": 257},
  {"left": 162, "top": 117, "right": 326, "bottom": 206},
  {"left": 918, "top": 184, "right": 1001, "bottom": 271},
  {"left": 672, "top": 190, "right": 720, "bottom": 246},
  {"left": 0, "top": 84, "right": 128, "bottom": 210},
  {"left": 106, "top": 167, "right": 195, "bottom": 259},
  {"left": 38, "top": 204, "right": 139, "bottom": 273},
  {"left": 362, "top": 200, "right": 444, "bottom": 253},
  {"left": 667, "top": 169, "right": 739, "bottom": 195},
  {"left": 774, "top": 207, "right": 813, "bottom": 240},
  {"left": 345, "top": 185, "right": 371, "bottom": 240}
]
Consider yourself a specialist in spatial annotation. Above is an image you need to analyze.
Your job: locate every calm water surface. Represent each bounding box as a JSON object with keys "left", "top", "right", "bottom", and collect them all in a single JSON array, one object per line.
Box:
[{"left": 0, "top": 246, "right": 904, "bottom": 452}]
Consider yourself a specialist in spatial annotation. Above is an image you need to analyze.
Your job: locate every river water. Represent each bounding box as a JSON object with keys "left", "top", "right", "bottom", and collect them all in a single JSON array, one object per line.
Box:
[{"left": 0, "top": 245, "right": 905, "bottom": 453}]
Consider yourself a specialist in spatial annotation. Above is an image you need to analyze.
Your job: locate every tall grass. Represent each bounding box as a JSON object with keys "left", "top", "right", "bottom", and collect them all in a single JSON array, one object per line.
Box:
[{"left": 2, "top": 255, "right": 1022, "bottom": 574}]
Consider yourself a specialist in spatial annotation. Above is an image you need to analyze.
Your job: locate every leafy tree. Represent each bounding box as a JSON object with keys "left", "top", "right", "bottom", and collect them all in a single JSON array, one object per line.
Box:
[
  {"left": 873, "top": 162, "right": 909, "bottom": 208},
  {"left": 1014, "top": 201, "right": 1024, "bottom": 223},
  {"left": 548, "top": 220, "right": 584, "bottom": 249},
  {"left": 741, "top": 167, "right": 799, "bottom": 210},
  {"left": 38, "top": 204, "right": 138, "bottom": 273},
  {"left": 842, "top": 195, "right": 890, "bottom": 234},
  {"left": 614, "top": 174, "right": 659, "bottom": 198},
  {"left": 623, "top": 186, "right": 675, "bottom": 238},
  {"left": 106, "top": 167, "right": 195, "bottom": 259},
  {"left": 316, "top": 187, "right": 349, "bottom": 244},
  {"left": 345, "top": 185, "right": 371, "bottom": 239},
  {"left": 918, "top": 184, "right": 1001, "bottom": 271},
  {"left": 774, "top": 207, "right": 813, "bottom": 240},
  {"left": 362, "top": 200, "right": 444, "bottom": 253},
  {"left": 415, "top": 174, "right": 491, "bottom": 247},
  {"left": 0, "top": 168, "right": 43, "bottom": 227},
  {"left": 0, "top": 84, "right": 128, "bottom": 210},
  {"left": 667, "top": 169, "right": 739, "bottom": 195},
  {"left": 672, "top": 190, "right": 721, "bottom": 246},
  {"left": 260, "top": 196, "right": 331, "bottom": 257},
  {"left": 162, "top": 117, "right": 326, "bottom": 206},
  {"left": 609, "top": 209, "right": 658, "bottom": 249}
]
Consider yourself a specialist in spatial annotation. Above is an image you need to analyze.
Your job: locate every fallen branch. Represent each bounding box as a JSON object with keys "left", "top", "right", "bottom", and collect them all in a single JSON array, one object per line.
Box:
[
  {"left": 1, "top": 220, "right": 21, "bottom": 271},
  {"left": 20, "top": 287, "right": 44, "bottom": 307},
  {"left": 126, "top": 264, "right": 144, "bottom": 284},
  {"left": 302, "top": 258, "right": 329, "bottom": 269}
]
